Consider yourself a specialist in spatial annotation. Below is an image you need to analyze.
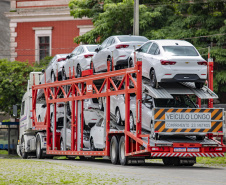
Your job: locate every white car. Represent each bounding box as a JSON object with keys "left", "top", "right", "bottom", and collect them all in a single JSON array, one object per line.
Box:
[
  {"left": 40, "top": 54, "right": 68, "bottom": 84},
  {"left": 129, "top": 40, "right": 207, "bottom": 88},
  {"left": 90, "top": 111, "right": 117, "bottom": 150},
  {"left": 91, "top": 35, "right": 148, "bottom": 72},
  {"left": 62, "top": 45, "right": 98, "bottom": 79}
]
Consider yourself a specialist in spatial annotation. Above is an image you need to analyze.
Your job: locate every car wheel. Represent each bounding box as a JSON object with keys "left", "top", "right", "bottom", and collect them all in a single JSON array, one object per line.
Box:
[
  {"left": 98, "top": 98, "right": 104, "bottom": 111},
  {"left": 130, "top": 112, "right": 135, "bottom": 130},
  {"left": 90, "top": 138, "right": 96, "bottom": 151},
  {"left": 62, "top": 69, "right": 67, "bottom": 81},
  {"left": 77, "top": 65, "right": 82, "bottom": 78},
  {"left": 51, "top": 72, "right": 55, "bottom": 83},
  {"left": 21, "top": 137, "right": 28, "bottom": 159},
  {"left": 116, "top": 109, "right": 122, "bottom": 125},
  {"left": 110, "top": 136, "right": 119, "bottom": 165},
  {"left": 90, "top": 61, "right": 95, "bottom": 74},
  {"left": 107, "top": 57, "right": 112, "bottom": 71},
  {"left": 119, "top": 136, "right": 127, "bottom": 165},
  {"left": 150, "top": 69, "right": 158, "bottom": 88},
  {"left": 36, "top": 135, "right": 44, "bottom": 159},
  {"left": 129, "top": 58, "right": 134, "bottom": 67},
  {"left": 38, "top": 116, "right": 41, "bottom": 122},
  {"left": 195, "top": 82, "right": 204, "bottom": 89},
  {"left": 60, "top": 139, "right": 64, "bottom": 151}
]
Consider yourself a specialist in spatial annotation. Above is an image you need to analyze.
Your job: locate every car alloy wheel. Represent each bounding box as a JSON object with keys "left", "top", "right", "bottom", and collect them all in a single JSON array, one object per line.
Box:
[{"left": 150, "top": 69, "right": 158, "bottom": 88}]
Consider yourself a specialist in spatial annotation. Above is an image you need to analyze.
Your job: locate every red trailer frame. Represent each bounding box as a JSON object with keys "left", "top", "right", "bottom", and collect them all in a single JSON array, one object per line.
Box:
[{"left": 31, "top": 59, "right": 225, "bottom": 161}]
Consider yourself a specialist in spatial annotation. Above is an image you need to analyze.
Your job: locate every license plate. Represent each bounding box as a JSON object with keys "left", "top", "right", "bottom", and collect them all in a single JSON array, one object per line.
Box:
[
  {"left": 187, "top": 148, "right": 199, "bottom": 152},
  {"left": 174, "top": 147, "right": 186, "bottom": 152}
]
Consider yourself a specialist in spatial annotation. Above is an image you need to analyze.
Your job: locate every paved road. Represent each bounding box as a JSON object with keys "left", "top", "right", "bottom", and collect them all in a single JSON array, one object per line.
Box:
[{"left": 36, "top": 158, "right": 226, "bottom": 185}]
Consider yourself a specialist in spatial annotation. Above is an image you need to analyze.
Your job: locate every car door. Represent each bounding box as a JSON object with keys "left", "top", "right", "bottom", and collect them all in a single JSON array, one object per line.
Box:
[
  {"left": 93, "top": 38, "right": 109, "bottom": 72},
  {"left": 137, "top": 42, "right": 152, "bottom": 78}
]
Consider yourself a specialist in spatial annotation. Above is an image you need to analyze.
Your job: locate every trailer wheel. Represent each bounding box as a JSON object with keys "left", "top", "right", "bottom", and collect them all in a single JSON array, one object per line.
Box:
[
  {"left": 116, "top": 109, "right": 122, "bottom": 125},
  {"left": 110, "top": 136, "right": 119, "bottom": 165},
  {"left": 21, "top": 137, "right": 28, "bottom": 159},
  {"left": 162, "top": 157, "right": 173, "bottom": 166},
  {"left": 119, "top": 136, "right": 127, "bottom": 165},
  {"left": 36, "top": 135, "right": 44, "bottom": 159}
]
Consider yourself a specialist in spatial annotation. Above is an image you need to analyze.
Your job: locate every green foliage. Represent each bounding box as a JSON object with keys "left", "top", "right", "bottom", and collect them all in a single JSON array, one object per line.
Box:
[
  {"left": 0, "top": 59, "right": 33, "bottom": 116},
  {"left": 33, "top": 56, "right": 53, "bottom": 71}
]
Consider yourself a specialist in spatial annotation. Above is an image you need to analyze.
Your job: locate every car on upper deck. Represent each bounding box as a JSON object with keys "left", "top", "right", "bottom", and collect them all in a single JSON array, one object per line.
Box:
[
  {"left": 91, "top": 35, "right": 148, "bottom": 72},
  {"left": 129, "top": 40, "right": 207, "bottom": 88}
]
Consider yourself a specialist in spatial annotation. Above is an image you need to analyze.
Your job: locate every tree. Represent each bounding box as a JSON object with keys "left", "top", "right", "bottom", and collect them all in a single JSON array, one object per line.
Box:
[{"left": 0, "top": 59, "right": 33, "bottom": 116}]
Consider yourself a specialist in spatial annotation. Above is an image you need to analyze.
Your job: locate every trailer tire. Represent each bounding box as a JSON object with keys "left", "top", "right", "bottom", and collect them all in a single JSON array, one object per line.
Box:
[
  {"left": 110, "top": 136, "right": 119, "bottom": 165},
  {"left": 36, "top": 135, "right": 44, "bottom": 159},
  {"left": 119, "top": 136, "right": 127, "bottom": 165},
  {"left": 162, "top": 157, "right": 173, "bottom": 166}
]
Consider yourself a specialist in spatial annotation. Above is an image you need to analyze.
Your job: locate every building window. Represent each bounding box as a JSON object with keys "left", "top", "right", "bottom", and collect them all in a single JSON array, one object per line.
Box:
[
  {"left": 39, "top": 36, "right": 50, "bottom": 60},
  {"left": 33, "top": 27, "right": 52, "bottom": 63}
]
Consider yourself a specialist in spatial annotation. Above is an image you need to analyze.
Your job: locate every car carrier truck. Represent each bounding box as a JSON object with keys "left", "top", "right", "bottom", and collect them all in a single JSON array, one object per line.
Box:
[{"left": 17, "top": 59, "right": 225, "bottom": 166}]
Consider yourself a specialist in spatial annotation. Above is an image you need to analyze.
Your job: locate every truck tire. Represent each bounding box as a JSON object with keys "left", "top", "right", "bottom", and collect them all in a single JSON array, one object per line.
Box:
[
  {"left": 36, "top": 135, "right": 44, "bottom": 159},
  {"left": 110, "top": 136, "right": 119, "bottom": 165},
  {"left": 21, "top": 138, "right": 28, "bottom": 159},
  {"left": 119, "top": 136, "right": 127, "bottom": 165}
]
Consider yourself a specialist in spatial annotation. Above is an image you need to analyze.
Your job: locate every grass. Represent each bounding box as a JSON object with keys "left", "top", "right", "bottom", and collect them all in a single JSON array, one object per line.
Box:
[
  {"left": 197, "top": 155, "right": 226, "bottom": 166},
  {"left": 0, "top": 159, "right": 138, "bottom": 184}
]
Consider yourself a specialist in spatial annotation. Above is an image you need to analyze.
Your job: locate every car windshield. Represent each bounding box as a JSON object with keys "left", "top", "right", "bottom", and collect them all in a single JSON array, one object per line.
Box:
[
  {"left": 154, "top": 95, "right": 196, "bottom": 108},
  {"left": 117, "top": 36, "right": 148, "bottom": 42},
  {"left": 86, "top": 46, "right": 98, "bottom": 52},
  {"left": 162, "top": 46, "right": 199, "bottom": 56}
]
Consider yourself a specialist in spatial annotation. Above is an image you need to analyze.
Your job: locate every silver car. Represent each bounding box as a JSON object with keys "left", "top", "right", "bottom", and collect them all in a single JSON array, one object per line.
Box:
[
  {"left": 40, "top": 54, "right": 68, "bottom": 84},
  {"left": 92, "top": 35, "right": 148, "bottom": 72},
  {"left": 129, "top": 40, "right": 207, "bottom": 88},
  {"left": 62, "top": 45, "right": 98, "bottom": 79}
]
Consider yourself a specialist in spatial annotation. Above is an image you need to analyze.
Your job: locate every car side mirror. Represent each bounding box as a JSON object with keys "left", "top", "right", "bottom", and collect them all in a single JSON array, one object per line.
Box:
[
  {"left": 41, "top": 69, "right": 45, "bottom": 73},
  {"left": 136, "top": 48, "right": 141, "bottom": 52},
  {"left": 66, "top": 55, "right": 71, "bottom": 59},
  {"left": 95, "top": 48, "right": 100, "bottom": 52}
]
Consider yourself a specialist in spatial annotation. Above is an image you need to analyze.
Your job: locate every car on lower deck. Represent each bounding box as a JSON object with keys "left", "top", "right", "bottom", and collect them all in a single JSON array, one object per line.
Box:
[
  {"left": 129, "top": 40, "right": 207, "bottom": 88},
  {"left": 92, "top": 35, "right": 148, "bottom": 72}
]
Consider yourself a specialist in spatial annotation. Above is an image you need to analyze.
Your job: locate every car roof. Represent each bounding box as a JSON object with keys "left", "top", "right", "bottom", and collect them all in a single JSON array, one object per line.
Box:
[{"left": 149, "top": 40, "right": 193, "bottom": 46}]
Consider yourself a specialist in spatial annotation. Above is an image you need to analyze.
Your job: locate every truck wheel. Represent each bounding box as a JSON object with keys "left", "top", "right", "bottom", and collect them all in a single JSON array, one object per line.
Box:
[
  {"left": 21, "top": 138, "right": 28, "bottom": 159},
  {"left": 119, "top": 136, "right": 127, "bottom": 165},
  {"left": 36, "top": 135, "right": 44, "bottom": 159},
  {"left": 116, "top": 109, "right": 122, "bottom": 125},
  {"left": 162, "top": 157, "right": 173, "bottom": 166},
  {"left": 110, "top": 136, "right": 119, "bottom": 165},
  {"left": 195, "top": 82, "right": 204, "bottom": 89},
  {"left": 150, "top": 69, "right": 158, "bottom": 88}
]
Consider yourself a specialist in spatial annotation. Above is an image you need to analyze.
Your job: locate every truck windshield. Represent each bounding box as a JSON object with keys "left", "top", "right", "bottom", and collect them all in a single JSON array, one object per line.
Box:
[{"left": 154, "top": 95, "right": 196, "bottom": 108}]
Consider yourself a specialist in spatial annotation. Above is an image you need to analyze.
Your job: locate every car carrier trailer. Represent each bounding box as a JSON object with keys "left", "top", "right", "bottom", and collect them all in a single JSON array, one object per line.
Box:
[{"left": 17, "top": 59, "right": 225, "bottom": 166}]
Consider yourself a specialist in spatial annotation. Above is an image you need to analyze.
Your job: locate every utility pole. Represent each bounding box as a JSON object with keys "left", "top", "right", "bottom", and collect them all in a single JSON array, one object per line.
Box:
[{"left": 133, "top": 0, "right": 139, "bottom": 35}]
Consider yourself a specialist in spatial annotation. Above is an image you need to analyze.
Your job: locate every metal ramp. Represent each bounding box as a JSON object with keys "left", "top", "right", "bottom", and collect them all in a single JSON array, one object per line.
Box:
[{"left": 142, "top": 78, "right": 218, "bottom": 99}]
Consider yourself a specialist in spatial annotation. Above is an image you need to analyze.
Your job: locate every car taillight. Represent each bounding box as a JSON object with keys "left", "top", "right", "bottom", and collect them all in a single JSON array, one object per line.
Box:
[
  {"left": 197, "top": 61, "right": 207, "bottom": 66},
  {"left": 57, "top": 58, "right": 66, "bottom": 62},
  {"left": 57, "top": 104, "right": 64, "bottom": 107},
  {"left": 115, "top": 44, "right": 129, "bottom": 49},
  {"left": 84, "top": 54, "right": 93, "bottom": 58},
  {"left": 160, "top": 60, "right": 176, "bottom": 65}
]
